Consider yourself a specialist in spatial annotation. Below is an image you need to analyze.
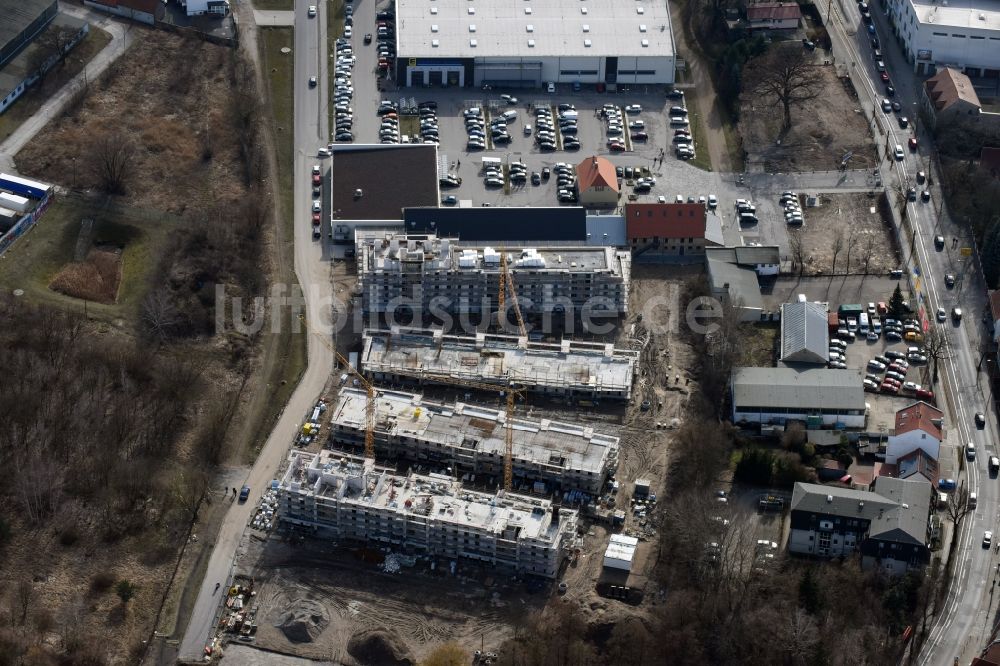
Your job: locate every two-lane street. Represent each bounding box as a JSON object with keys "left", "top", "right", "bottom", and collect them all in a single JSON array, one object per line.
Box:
[
  {"left": 177, "top": 1, "right": 335, "bottom": 659},
  {"left": 822, "top": 1, "right": 1000, "bottom": 663}
]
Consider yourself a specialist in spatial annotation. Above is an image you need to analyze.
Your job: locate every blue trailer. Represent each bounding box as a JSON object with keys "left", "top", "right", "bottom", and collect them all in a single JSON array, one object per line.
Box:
[{"left": 0, "top": 173, "right": 52, "bottom": 200}]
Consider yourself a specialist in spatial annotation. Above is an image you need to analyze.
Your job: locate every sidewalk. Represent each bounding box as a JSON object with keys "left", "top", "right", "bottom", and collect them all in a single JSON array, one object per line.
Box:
[{"left": 0, "top": 7, "right": 137, "bottom": 173}]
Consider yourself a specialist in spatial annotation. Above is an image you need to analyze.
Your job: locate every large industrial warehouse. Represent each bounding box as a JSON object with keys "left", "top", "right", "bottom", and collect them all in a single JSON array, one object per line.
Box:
[{"left": 393, "top": 0, "right": 676, "bottom": 88}]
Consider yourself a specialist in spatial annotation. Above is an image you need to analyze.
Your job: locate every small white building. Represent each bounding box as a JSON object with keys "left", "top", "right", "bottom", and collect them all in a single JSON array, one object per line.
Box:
[{"left": 603, "top": 534, "right": 638, "bottom": 571}]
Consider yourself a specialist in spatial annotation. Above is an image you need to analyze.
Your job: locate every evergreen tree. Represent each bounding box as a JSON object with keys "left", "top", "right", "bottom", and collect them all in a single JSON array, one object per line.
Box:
[{"left": 888, "top": 284, "right": 906, "bottom": 319}]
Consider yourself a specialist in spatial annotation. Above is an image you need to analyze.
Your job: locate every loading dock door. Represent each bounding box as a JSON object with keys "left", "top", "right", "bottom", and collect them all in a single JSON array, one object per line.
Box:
[
  {"left": 410, "top": 70, "right": 426, "bottom": 86},
  {"left": 429, "top": 70, "right": 443, "bottom": 86},
  {"left": 477, "top": 62, "right": 542, "bottom": 88}
]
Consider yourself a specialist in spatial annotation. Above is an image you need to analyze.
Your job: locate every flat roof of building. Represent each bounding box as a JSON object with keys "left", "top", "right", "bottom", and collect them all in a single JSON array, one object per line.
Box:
[
  {"left": 360, "top": 233, "right": 624, "bottom": 275},
  {"left": 910, "top": 0, "right": 1000, "bottom": 30},
  {"left": 403, "top": 206, "right": 587, "bottom": 242},
  {"left": 330, "top": 387, "right": 619, "bottom": 476},
  {"left": 331, "top": 145, "right": 440, "bottom": 221},
  {"left": 0, "top": 14, "right": 87, "bottom": 98},
  {"left": 281, "top": 450, "right": 576, "bottom": 541},
  {"left": 732, "top": 367, "right": 865, "bottom": 410},
  {"left": 396, "top": 0, "right": 675, "bottom": 59},
  {"left": 361, "top": 327, "right": 637, "bottom": 394},
  {"left": 0, "top": 0, "right": 54, "bottom": 55}
]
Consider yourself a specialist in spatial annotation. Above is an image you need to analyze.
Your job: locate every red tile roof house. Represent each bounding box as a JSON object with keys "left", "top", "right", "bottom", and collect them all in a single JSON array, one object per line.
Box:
[
  {"left": 625, "top": 203, "right": 711, "bottom": 257},
  {"left": 747, "top": 2, "right": 802, "bottom": 31},
  {"left": 575, "top": 156, "right": 619, "bottom": 208},
  {"left": 884, "top": 401, "right": 943, "bottom": 468}
]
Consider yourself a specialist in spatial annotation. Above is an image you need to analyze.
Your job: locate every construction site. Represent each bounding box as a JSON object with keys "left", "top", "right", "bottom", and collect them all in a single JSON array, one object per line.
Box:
[
  {"left": 278, "top": 451, "right": 579, "bottom": 578},
  {"left": 326, "top": 386, "right": 620, "bottom": 495},
  {"left": 222, "top": 254, "right": 696, "bottom": 662},
  {"left": 361, "top": 327, "right": 639, "bottom": 401}
]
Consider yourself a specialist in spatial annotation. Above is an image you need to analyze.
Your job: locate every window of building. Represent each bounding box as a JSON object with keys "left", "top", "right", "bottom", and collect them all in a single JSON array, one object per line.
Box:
[{"left": 952, "top": 34, "right": 966, "bottom": 38}]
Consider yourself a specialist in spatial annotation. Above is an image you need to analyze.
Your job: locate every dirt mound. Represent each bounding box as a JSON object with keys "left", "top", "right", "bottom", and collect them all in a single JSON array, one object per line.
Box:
[
  {"left": 49, "top": 246, "right": 123, "bottom": 304},
  {"left": 347, "top": 628, "right": 414, "bottom": 666},
  {"left": 276, "top": 599, "right": 330, "bottom": 644}
]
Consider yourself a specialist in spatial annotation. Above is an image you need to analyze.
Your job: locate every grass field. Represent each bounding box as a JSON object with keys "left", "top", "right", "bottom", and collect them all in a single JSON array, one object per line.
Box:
[
  {"left": 0, "top": 28, "right": 113, "bottom": 145},
  {"left": 683, "top": 94, "right": 713, "bottom": 172},
  {"left": 252, "top": 0, "right": 293, "bottom": 11},
  {"left": 255, "top": 27, "right": 307, "bottom": 462},
  {"left": 326, "top": 0, "right": 345, "bottom": 139},
  {"left": 0, "top": 195, "right": 178, "bottom": 321}
]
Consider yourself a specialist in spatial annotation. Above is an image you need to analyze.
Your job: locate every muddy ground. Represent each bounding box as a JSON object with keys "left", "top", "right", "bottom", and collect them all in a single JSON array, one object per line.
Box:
[
  {"left": 234, "top": 266, "right": 701, "bottom": 662},
  {"left": 741, "top": 65, "right": 876, "bottom": 173},
  {"left": 790, "top": 192, "right": 900, "bottom": 276}
]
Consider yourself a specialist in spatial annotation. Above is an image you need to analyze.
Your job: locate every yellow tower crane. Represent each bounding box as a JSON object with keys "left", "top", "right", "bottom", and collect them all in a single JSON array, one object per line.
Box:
[
  {"left": 390, "top": 368, "right": 523, "bottom": 492},
  {"left": 333, "top": 350, "right": 376, "bottom": 461},
  {"left": 498, "top": 250, "right": 527, "bottom": 338}
]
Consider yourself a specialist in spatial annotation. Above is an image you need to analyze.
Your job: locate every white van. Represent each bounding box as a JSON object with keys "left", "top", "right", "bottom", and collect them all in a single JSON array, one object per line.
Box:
[{"left": 859, "top": 313, "right": 869, "bottom": 334}]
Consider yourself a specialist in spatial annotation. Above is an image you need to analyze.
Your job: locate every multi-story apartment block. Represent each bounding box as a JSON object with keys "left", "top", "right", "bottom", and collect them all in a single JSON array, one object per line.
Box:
[
  {"left": 278, "top": 451, "right": 579, "bottom": 578},
  {"left": 328, "top": 387, "right": 619, "bottom": 495},
  {"left": 357, "top": 233, "right": 631, "bottom": 322}
]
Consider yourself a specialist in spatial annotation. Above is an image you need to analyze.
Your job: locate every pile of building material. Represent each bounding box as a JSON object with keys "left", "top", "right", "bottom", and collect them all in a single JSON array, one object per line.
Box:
[
  {"left": 251, "top": 481, "right": 279, "bottom": 532},
  {"left": 218, "top": 575, "right": 257, "bottom": 642}
]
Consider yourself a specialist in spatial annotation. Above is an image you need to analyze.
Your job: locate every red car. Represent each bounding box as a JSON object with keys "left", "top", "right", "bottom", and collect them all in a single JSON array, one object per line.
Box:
[
  {"left": 312, "top": 213, "right": 321, "bottom": 225},
  {"left": 312, "top": 174, "right": 322, "bottom": 185},
  {"left": 880, "top": 382, "right": 899, "bottom": 394},
  {"left": 608, "top": 142, "right": 626, "bottom": 152},
  {"left": 880, "top": 71, "right": 890, "bottom": 82},
  {"left": 915, "top": 388, "right": 935, "bottom": 400},
  {"left": 908, "top": 137, "right": 918, "bottom": 151}
]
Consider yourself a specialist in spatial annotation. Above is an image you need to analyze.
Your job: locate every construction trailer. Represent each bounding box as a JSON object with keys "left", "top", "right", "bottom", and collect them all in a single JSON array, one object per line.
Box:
[
  {"left": 277, "top": 451, "right": 579, "bottom": 578},
  {"left": 0, "top": 173, "right": 52, "bottom": 199},
  {"left": 361, "top": 327, "right": 638, "bottom": 402},
  {"left": 327, "top": 387, "right": 619, "bottom": 496}
]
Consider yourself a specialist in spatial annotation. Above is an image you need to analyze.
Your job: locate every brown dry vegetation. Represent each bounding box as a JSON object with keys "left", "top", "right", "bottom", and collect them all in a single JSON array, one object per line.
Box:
[
  {"left": 0, "top": 28, "right": 277, "bottom": 666},
  {"left": 740, "top": 66, "right": 876, "bottom": 173},
  {"left": 0, "top": 296, "right": 246, "bottom": 665},
  {"left": 49, "top": 246, "right": 122, "bottom": 303},
  {"left": 16, "top": 30, "right": 254, "bottom": 214}
]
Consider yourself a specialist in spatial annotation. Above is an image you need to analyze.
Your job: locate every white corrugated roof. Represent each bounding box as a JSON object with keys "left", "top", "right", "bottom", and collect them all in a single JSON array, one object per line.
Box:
[
  {"left": 780, "top": 301, "right": 829, "bottom": 364},
  {"left": 731, "top": 367, "right": 865, "bottom": 411},
  {"left": 397, "top": 0, "right": 675, "bottom": 58}
]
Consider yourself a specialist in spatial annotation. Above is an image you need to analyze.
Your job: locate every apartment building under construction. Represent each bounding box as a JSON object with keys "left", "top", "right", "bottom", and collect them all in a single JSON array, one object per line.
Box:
[
  {"left": 360, "top": 327, "right": 638, "bottom": 401},
  {"left": 327, "top": 387, "right": 619, "bottom": 495},
  {"left": 356, "top": 233, "right": 631, "bottom": 320},
  {"left": 277, "top": 451, "right": 579, "bottom": 578}
]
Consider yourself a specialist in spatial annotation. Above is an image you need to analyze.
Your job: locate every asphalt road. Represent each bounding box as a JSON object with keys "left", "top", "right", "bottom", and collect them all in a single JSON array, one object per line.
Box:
[
  {"left": 177, "top": 2, "right": 336, "bottom": 659},
  {"left": 824, "top": 2, "right": 1000, "bottom": 663}
]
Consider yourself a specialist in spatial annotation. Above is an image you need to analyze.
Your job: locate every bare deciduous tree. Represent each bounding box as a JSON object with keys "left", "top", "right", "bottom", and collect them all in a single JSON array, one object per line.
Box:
[
  {"left": 90, "top": 130, "right": 136, "bottom": 195},
  {"left": 946, "top": 485, "right": 972, "bottom": 531},
  {"left": 141, "top": 288, "right": 182, "bottom": 342},
  {"left": 831, "top": 228, "right": 845, "bottom": 274},
  {"left": 15, "top": 580, "right": 32, "bottom": 626},
  {"left": 27, "top": 26, "right": 79, "bottom": 84},
  {"left": 860, "top": 232, "right": 877, "bottom": 275},
  {"left": 923, "top": 326, "right": 951, "bottom": 384},
  {"left": 844, "top": 226, "right": 859, "bottom": 273},
  {"left": 745, "top": 44, "right": 824, "bottom": 131},
  {"left": 789, "top": 230, "right": 806, "bottom": 276}
]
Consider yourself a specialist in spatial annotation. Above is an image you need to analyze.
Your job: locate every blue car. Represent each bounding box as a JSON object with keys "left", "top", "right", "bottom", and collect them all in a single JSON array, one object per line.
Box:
[
  {"left": 868, "top": 24, "right": 876, "bottom": 34},
  {"left": 938, "top": 478, "right": 957, "bottom": 491},
  {"left": 239, "top": 485, "right": 251, "bottom": 502}
]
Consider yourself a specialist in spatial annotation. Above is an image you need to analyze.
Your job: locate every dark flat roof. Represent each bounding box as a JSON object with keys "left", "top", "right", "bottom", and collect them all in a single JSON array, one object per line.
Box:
[
  {"left": 331, "top": 145, "right": 439, "bottom": 221},
  {"left": 403, "top": 206, "right": 587, "bottom": 242},
  {"left": 0, "top": 0, "right": 55, "bottom": 52}
]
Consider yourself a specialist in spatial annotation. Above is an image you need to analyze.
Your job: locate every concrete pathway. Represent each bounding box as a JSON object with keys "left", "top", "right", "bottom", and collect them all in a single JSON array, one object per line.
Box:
[{"left": 0, "top": 6, "right": 137, "bottom": 173}]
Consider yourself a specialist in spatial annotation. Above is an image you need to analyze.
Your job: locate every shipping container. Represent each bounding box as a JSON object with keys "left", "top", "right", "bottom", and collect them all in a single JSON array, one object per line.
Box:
[
  {"left": 838, "top": 303, "right": 863, "bottom": 316},
  {"left": 0, "top": 191, "right": 29, "bottom": 212},
  {"left": 0, "top": 173, "right": 52, "bottom": 199},
  {"left": 827, "top": 312, "right": 840, "bottom": 332}
]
